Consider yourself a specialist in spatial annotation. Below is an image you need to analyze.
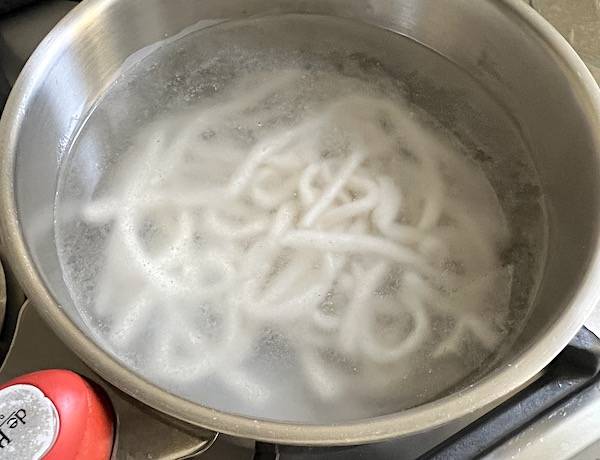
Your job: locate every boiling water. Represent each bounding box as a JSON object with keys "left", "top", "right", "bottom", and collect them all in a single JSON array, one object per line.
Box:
[{"left": 55, "top": 15, "right": 547, "bottom": 423}]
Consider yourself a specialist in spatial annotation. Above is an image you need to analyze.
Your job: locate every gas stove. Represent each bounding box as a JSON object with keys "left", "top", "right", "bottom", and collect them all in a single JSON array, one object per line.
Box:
[{"left": 0, "top": 1, "right": 599, "bottom": 459}]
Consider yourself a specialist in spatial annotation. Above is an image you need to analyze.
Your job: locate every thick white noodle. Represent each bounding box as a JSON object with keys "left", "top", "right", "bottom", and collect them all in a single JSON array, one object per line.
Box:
[{"left": 80, "top": 79, "right": 512, "bottom": 405}]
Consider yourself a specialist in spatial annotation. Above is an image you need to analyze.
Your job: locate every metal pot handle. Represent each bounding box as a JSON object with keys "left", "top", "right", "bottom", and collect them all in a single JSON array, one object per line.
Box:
[{"left": 0, "top": 301, "right": 218, "bottom": 459}]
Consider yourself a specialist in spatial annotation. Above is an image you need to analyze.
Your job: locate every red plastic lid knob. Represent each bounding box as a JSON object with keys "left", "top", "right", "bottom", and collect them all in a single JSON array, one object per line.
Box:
[{"left": 0, "top": 370, "right": 114, "bottom": 460}]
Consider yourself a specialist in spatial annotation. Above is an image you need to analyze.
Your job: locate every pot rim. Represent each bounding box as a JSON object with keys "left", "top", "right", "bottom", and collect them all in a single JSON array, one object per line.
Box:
[{"left": 1, "top": 0, "right": 600, "bottom": 445}]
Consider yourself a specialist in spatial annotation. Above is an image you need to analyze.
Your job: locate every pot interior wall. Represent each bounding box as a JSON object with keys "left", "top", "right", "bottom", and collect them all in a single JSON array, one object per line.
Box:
[{"left": 9, "top": 0, "right": 600, "bottom": 416}]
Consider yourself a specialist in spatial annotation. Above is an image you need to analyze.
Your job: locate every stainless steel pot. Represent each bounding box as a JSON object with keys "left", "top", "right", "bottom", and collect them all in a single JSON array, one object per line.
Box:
[{"left": 1, "top": 0, "right": 600, "bottom": 446}]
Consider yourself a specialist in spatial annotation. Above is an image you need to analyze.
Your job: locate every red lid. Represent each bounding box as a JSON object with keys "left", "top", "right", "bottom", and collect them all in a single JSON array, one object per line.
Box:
[{"left": 0, "top": 370, "right": 114, "bottom": 460}]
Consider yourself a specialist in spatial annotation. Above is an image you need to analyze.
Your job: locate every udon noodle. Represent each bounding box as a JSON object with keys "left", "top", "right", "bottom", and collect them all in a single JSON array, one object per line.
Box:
[{"left": 75, "top": 68, "right": 513, "bottom": 409}]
